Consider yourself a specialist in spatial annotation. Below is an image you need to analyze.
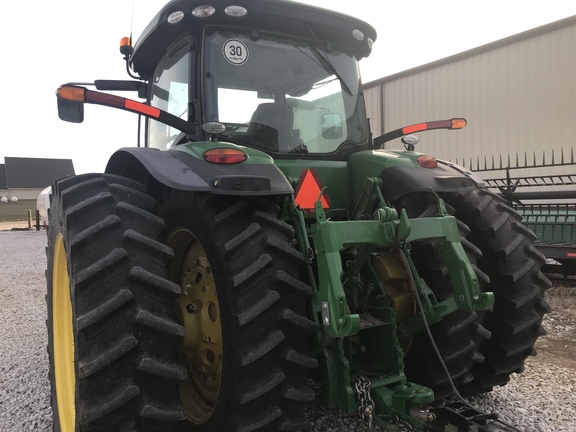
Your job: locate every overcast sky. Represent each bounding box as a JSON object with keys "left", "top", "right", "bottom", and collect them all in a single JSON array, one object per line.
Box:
[{"left": 1, "top": 0, "right": 575, "bottom": 174}]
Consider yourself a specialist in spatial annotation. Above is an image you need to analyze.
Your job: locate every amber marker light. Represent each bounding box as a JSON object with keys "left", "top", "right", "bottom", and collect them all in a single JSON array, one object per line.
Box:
[
  {"left": 450, "top": 118, "right": 467, "bottom": 129},
  {"left": 119, "top": 36, "right": 133, "bottom": 57},
  {"left": 204, "top": 148, "right": 247, "bottom": 164},
  {"left": 119, "top": 37, "right": 131, "bottom": 50},
  {"left": 417, "top": 155, "right": 438, "bottom": 169},
  {"left": 57, "top": 86, "right": 86, "bottom": 102}
]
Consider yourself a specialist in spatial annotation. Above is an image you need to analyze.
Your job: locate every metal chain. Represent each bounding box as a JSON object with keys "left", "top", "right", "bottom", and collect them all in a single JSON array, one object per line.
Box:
[
  {"left": 354, "top": 376, "right": 375, "bottom": 432},
  {"left": 354, "top": 377, "right": 423, "bottom": 432}
]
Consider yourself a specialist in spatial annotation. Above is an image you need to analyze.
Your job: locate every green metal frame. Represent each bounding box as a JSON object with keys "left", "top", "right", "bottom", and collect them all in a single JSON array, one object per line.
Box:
[{"left": 286, "top": 177, "right": 494, "bottom": 427}]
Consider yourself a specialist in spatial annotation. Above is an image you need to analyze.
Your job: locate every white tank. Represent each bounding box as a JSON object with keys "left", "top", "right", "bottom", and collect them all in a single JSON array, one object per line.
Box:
[{"left": 37, "top": 186, "right": 51, "bottom": 227}]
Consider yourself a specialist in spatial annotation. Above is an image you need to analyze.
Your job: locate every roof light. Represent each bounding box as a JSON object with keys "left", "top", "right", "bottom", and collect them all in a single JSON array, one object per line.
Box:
[
  {"left": 401, "top": 135, "right": 419, "bottom": 151},
  {"left": 417, "top": 155, "right": 438, "bottom": 169},
  {"left": 203, "top": 122, "right": 227, "bottom": 134},
  {"left": 402, "top": 134, "right": 419, "bottom": 146},
  {"left": 352, "top": 29, "right": 365, "bottom": 41},
  {"left": 192, "top": 5, "right": 216, "bottom": 18},
  {"left": 204, "top": 148, "right": 247, "bottom": 164},
  {"left": 225, "top": 6, "right": 248, "bottom": 17},
  {"left": 167, "top": 11, "right": 185, "bottom": 24}
]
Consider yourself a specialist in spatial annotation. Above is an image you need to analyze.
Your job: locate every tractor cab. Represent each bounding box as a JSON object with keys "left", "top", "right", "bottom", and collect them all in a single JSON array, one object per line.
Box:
[{"left": 128, "top": 0, "right": 375, "bottom": 159}]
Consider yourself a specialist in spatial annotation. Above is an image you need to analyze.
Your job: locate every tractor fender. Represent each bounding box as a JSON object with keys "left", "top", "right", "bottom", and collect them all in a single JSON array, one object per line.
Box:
[
  {"left": 378, "top": 159, "right": 485, "bottom": 202},
  {"left": 105, "top": 147, "right": 294, "bottom": 195}
]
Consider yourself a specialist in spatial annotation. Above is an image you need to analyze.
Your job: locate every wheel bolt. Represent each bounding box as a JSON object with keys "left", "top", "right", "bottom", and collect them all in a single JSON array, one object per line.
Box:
[{"left": 186, "top": 303, "right": 198, "bottom": 313}]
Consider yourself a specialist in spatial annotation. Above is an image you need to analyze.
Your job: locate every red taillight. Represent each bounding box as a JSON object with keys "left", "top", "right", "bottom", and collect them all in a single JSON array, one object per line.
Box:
[
  {"left": 417, "top": 155, "right": 437, "bottom": 168},
  {"left": 204, "top": 148, "right": 247, "bottom": 164}
]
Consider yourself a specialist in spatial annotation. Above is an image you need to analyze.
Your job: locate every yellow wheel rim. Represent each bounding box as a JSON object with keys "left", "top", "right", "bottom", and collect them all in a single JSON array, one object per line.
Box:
[
  {"left": 52, "top": 233, "right": 75, "bottom": 431},
  {"left": 371, "top": 250, "right": 416, "bottom": 351},
  {"left": 168, "top": 229, "right": 222, "bottom": 424}
]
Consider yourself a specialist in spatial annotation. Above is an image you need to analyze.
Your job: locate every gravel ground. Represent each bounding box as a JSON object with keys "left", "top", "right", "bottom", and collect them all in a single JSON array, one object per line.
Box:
[
  {"left": 0, "top": 230, "right": 52, "bottom": 431},
  {"left": 0, "top": 229, "right": 574, "bottom": 431}
]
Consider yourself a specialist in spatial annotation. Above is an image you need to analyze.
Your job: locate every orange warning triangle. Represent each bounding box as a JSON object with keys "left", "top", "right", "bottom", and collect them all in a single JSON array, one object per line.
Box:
[{"left": 294, "top": 169, "right": 329, "bottom": 210}]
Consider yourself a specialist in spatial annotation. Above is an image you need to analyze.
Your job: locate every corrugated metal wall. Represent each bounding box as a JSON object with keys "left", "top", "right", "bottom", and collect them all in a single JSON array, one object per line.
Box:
[{"left": 363, "top": 16, "right": 576, "bottom": 174}]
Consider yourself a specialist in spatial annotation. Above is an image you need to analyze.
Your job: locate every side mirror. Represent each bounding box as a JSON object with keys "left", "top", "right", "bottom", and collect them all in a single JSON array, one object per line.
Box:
[
  {"left": 321, "top": 113, "right": 342, "bottom": 139},
  {"left": 57, "top": 98, "right": 84, "bottom": 123}
]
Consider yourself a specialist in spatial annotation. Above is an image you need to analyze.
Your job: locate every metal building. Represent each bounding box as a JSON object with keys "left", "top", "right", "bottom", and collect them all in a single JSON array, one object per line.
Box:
[
  {"left": 364, "top": 17, "right": 576, "bottom": 271},
  {"left": 363, "top": 15, "right": 576, "bottom": 173}
]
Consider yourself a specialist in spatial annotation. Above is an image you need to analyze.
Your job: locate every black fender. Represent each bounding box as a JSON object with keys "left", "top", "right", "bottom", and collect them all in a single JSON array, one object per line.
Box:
[
  {"left": 379, "top": 159, "right": 485, "bottom": 202},
  {"left": 105, "top": 147, "right": 294, "bottom": 195}
]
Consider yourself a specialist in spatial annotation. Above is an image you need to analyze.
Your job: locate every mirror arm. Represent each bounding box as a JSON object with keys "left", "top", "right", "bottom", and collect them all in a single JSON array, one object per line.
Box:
[{"left": 56, "top": 84, "right": 195, "bottom": 135}]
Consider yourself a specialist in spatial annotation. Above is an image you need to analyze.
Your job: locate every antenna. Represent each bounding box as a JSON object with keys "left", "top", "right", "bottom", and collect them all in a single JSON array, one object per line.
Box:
[
  {"left": 122, "top": 0, "right": 141, "bottom": 80},
  {"left": 130, "top": 0, "right": 135, "bottom": 47}
]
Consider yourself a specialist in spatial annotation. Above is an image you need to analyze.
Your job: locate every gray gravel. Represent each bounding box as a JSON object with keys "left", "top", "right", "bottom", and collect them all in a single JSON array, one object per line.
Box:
[
  {"left": 0, "top": 229, "right": 574, "bottom": 431},
  {"left": 0, "top": 230, "right": 52, "bottom": 431}
]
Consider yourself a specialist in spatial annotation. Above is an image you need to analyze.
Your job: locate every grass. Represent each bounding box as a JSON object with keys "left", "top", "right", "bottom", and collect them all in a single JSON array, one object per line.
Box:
[
  {"left": 0, "top": 200, "right": 37, "bottom": 222},
  {"left": 546, "top": 279, "right": 576, "bottom": 320}
]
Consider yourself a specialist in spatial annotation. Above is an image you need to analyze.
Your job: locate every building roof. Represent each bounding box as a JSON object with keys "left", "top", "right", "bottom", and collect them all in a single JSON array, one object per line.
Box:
[
  {"left": 0, "top": 165, "right": 6, "bottom": 189},
  {"left": 4, "top": 157, "right": 75, "bottom": 189}
]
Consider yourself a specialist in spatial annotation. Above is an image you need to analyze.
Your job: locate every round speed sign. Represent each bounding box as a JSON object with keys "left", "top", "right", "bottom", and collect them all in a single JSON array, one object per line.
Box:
[{"left": 222, "top": 39, "right": 249, "bottom": 65}]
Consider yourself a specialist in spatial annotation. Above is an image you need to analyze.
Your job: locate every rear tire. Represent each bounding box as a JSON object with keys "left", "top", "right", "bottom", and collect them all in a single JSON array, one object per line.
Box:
[
  {"left": 46, "top": 174, "right": 185, "bottom": 432},
  {"left": 158, "top": 190, "right": 317, "bottom": 431},
  {"left": 439, "top": 188, "right": 551, "bottom": 394},
  {"left": 396, "top": 193, "right": 490, "bottom": 400}
]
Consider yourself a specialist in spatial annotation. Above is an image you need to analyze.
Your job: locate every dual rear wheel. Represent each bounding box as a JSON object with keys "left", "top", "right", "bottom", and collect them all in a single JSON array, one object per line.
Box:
[
  {"left": 47, "top": 174, "right": 316, "bottom": 432},
  {"left": 397, "top": 189, "right": 550, "bottom": 399}
]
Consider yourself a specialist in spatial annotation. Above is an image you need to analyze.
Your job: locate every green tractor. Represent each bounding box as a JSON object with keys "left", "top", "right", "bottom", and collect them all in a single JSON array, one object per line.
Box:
[{"left": 47, "top": 0, "right": 550, "bottom": 431}]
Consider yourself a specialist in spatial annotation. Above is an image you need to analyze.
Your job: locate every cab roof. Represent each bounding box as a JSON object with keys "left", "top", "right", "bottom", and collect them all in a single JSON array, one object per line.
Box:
[{"left": 130, "top": 0, "right": 377, "bottom": 79}]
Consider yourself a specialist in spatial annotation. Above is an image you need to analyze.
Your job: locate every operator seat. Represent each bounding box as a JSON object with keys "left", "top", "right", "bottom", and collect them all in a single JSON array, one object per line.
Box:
[{"left": 247, "top": 103, "right": 298, "bottom": 151}]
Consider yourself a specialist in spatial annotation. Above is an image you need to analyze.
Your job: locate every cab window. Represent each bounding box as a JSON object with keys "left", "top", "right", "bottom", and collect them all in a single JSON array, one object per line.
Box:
[
  {"left": 148, "top": 43, "right": 190, "bottom": 149},
  {"left": 203, "top": 27, "right": 367, "bottom": 155}
]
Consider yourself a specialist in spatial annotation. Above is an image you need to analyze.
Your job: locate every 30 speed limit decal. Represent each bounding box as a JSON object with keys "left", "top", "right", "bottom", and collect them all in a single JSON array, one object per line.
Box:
[{"left": 223, "top": 39, "right": 249, "bottom": 65}]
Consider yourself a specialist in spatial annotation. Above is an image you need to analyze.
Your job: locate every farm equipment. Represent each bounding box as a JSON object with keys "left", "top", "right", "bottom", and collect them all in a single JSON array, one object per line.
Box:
[
  {"left": 46, "top": 1, "right": 550, "bottom": 431},
  {"left": 456, "top": 149, "right": 576, "bottom": 276}
]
